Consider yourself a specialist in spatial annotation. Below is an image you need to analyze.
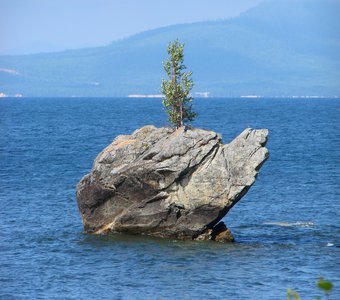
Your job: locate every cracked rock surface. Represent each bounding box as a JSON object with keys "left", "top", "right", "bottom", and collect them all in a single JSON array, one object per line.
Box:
[{"left": 76, "top": 125, "right": 269, "bottom": 241}]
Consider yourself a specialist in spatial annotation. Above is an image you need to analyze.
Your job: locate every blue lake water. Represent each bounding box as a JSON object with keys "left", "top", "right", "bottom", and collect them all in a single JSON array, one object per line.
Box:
[{"left": 0, "top": 97, "right": 339, "bottom": 299}]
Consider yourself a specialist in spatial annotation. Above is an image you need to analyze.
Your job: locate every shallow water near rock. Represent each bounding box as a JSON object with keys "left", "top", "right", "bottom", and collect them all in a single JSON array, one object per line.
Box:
[{"left": 0, "top": 97, "right": 339, "bottom": 299}]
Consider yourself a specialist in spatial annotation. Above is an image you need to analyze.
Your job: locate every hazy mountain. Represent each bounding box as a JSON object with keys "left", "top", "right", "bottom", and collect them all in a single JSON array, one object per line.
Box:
[{"left": 1, "top": 0, "right": 339, "bottom": 97}]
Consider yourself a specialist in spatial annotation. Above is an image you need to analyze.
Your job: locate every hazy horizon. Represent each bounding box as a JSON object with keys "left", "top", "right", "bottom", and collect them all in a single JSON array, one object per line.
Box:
[
  {"left": 0, "top": 0, "right": 264, "bottom": 55},
  {"left": 1, "top": 0, "right": 339, "bottom": 97}
]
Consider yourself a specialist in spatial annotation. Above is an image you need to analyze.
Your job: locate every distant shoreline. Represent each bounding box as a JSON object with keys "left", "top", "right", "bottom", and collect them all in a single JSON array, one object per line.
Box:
[{"left": 1, "top": 95, "right": 340, "bottom": 100}]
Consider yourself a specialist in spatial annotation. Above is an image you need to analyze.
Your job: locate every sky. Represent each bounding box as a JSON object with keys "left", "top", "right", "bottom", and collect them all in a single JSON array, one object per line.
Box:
[{"left": 0, "top": 0, "right": 264, "bottom": 55}]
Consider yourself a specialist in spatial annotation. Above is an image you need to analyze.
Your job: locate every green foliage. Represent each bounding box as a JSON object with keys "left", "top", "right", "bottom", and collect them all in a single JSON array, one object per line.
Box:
[
  {"left": 317, "top": 278, "right": 333, "bottom": 293},
  {"left": 317, "top": 277, "right": 333, "bottom": 299},
  {"left": 287, "top": 288, "right": 301, "bottom": 300},
  {"left": 287, "top": 278, "right": 334, "bottom": 300},
  {"left": 161, "top": 39, "right": 196, "bottom": 128}
]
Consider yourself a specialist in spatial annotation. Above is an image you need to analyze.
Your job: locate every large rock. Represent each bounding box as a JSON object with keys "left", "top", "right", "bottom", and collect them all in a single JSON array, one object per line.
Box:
[{"left": 76, "top": 125, "right": 269, "bottom": 242}]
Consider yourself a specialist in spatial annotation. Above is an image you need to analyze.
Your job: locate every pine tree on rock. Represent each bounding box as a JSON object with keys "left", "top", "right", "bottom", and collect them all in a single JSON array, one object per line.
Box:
[{"left": 161, "top": 40, "right": 197, "bottom": 129}]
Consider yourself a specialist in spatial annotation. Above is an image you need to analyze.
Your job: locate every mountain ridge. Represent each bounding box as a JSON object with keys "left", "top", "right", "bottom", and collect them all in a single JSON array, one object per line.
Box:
[{"left": 1, "top": 0, "right": 339, "bottom": 97}]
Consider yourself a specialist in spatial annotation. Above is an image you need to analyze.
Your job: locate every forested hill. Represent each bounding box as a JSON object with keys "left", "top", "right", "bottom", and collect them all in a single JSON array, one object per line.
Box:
[{"left": 1, "top": 0, "right": 339, "bottom": 97}]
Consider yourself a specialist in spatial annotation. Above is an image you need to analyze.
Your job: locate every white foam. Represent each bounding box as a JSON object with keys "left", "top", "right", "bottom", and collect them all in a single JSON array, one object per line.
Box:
[{"left": 263, "top": 221, "right": 315, "bottom": 227}]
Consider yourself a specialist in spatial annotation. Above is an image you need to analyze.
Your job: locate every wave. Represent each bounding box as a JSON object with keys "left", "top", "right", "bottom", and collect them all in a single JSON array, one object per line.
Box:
[{"left": 263, "top": 221, "right": 315, "bottom": 228}]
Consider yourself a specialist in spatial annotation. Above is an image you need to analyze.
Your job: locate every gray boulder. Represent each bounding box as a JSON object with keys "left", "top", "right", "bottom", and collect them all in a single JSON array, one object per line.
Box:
[{"left": 76, "top": 125, "right": 269, "bottom": 242}]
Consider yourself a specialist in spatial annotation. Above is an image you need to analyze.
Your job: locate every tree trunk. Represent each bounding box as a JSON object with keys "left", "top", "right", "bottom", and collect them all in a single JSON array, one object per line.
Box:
[
  {"left": 171, "top": 63, "right": 181, "bottom": 128},
  {"left": 179, "top": 102, "right": 183, "bottom": 127}
]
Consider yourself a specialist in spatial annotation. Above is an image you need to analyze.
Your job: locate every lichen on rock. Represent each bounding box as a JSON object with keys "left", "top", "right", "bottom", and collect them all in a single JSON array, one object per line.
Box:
[{"left": 76, "top": 125, "right": 269, "bottom": 242}]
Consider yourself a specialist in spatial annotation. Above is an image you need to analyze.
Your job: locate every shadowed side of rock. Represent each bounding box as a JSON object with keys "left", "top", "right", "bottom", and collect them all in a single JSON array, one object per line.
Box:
[{"left": 76, "top": 125, "right": 269, "bottom": 242}]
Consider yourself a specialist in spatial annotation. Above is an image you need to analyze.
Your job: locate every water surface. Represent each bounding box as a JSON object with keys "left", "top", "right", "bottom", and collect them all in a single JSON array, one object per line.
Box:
[{"left": 0, "top": 97, "right": 339, "bottom": 299}]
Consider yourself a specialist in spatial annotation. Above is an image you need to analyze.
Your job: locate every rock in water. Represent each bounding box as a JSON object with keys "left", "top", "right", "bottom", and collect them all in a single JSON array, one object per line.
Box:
[{"left": 76, "top": 126, "right": 269, "bottom": 242}]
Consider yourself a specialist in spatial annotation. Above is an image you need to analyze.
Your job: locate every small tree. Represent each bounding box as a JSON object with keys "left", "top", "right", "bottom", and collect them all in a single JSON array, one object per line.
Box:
[{"left": 161, "top": 40, "right": 197, "bottom": 129}]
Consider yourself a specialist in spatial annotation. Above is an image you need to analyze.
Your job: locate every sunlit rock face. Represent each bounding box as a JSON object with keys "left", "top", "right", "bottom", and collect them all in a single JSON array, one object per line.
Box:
[{"left": 76, "top": 125, "right": 269, "bottom": 242}]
